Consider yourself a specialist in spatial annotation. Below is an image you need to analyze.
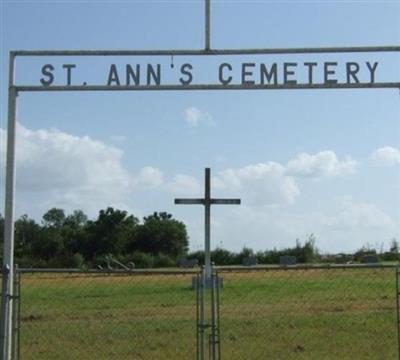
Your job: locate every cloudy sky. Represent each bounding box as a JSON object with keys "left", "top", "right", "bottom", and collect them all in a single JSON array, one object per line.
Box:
[{"left": 1, "top": 0, "right": 399, "bottom": 253}]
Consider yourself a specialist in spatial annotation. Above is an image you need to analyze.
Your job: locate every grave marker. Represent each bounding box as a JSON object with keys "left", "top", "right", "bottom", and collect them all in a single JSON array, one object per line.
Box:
[
  {"left": 362, "top": 254, "right": 379, "bottom": 264},
  {"left": 242, "top": 257, "right": 258, "bottom": 266},
  {"left": 280, "top": 255, "right": 297, "bottom": 266},
  {"left": 178, "top": 258, "right": 199, "bottom": 268}
]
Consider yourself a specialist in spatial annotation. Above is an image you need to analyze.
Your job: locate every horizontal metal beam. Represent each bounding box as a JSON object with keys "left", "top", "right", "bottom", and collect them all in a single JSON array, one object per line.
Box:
[
  {"left": 15, "top": 263, "right": 398, "bottom": 274},
  {"left": 175, "top": 199, "right": 204, "bottom": 205},
  {"left": 16, "top": 268, "right": 200, "bottom": 275},
  {"left": 15, "top": 82, "right": 400, "bottom": 92},
  {"left": 216, "top": 263, "right": 399, "bottom": 272},
  {"left": 11, "top": 46, "right": 400, "bottom": 57},
  {"left": 175, "top": 199, "right": 241, "bottom": 205},
  {"left": 211, "top": 199, "right": 241, "bottom": 205}
]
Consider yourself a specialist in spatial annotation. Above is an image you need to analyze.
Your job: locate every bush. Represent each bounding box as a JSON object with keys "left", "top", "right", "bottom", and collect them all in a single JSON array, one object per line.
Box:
[
  {"left": 131, "top": 252, "right": 154, "bottom": 268},
  {"left": 257, "top": 250, "right": 280, "bottom": 264},
  {"left": 382, "top": 252, "right": 399, "bottom": 262},
  {"left": 154, "top": 253, "right": 175, "bottom": 268},
  {"left": 212, "top": 248, "right": 236, "bottom": 265},
  {"left": 70, "top": 253, "right": 85, "bottom": 268},
  {"left": 187, "top": 251, "right": 205, "bottom": 266},
  {"left": 235, "top": 247, "right": 255, "bottom": 264}
]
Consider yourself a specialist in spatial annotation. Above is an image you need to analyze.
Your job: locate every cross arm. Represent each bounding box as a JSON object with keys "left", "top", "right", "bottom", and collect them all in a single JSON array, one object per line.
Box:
[
  {"left": 174, "top": 199, "right": 204, "bottom": 205},
  {"left": 211, "top": 199, "right": 241, "bottom": 205}
]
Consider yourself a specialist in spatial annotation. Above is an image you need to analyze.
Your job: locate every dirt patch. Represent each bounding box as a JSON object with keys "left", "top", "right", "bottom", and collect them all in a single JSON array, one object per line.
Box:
[
  {"left": 294, "top": 344, "right": 305, "bottom": 352},
  {"left": 21, "top": 314, "right": 43, "bottom": 322}
]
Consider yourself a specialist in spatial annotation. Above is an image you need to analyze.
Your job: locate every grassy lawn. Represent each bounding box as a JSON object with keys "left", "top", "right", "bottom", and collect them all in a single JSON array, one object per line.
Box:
[
  {"left": 218, "top": 269, "right": 397, "bottom": 359},
  {"left": 17, "top": 267, "right": 398, "bottom": 359}
]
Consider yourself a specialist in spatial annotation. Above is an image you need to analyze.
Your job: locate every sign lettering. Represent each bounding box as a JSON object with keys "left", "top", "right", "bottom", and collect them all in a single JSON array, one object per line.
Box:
[{"left": 39, "top": 61, "right": 380, "bottom": 87}]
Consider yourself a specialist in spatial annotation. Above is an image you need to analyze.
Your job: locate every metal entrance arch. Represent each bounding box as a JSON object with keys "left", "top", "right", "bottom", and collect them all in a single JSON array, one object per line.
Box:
[
  {"left": 2, "top": 2, "right": 400, "bottom": 358},
  {"left": 2, "top": 46, "right": 400, "bottom": 360}
]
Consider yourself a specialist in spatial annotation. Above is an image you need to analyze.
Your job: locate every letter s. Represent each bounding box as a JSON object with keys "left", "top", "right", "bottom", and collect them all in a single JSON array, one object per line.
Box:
[
  {"left": 40, "top": 64, "right": 54, "bottom": 86},
  {"left": 179, "top": 63, "right": 193, "bottom": 85}
]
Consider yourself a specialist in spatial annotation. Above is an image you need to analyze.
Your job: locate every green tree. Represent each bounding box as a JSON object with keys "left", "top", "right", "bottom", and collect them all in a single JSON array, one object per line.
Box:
[
  {"left": 36, "top": 208, "right": 67, "bottom": 262},
  {"left": 65, "top": 210, "right": 88, "bottom": 228},
  {"left": 42, "top": 208, "right": 66, "bottom": 228},
  {"left": 61, "top": 210, "right": 89, "bottom": 260},
  {"left": 212, "top": 248, "right": 236, "bottom": 265},
  {"left": 32, "top": 227, "right": 64, "bottom": 261},
  {"left": 135, "top": 212, "right": 188, "bottom": 258},
  {"left": 85, "top": 207, "right": 139, "bottom": 259},
  {"left": 15, "top": 214, "right": 41, "bottom": 260},
  {"left": 390, "top": 238, "right": 399, "bottom": 253}
]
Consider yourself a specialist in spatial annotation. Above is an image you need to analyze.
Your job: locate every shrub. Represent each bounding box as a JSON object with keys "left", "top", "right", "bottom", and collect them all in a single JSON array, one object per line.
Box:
[
  {"left": 154, "top": 253, "right": 175, "bottom": 268},
  {"left": 131, "top": 252, "right": 154, "bottom": 268},
  {"left": 70, "top": 253, "right": 85, "bottom": 268}
]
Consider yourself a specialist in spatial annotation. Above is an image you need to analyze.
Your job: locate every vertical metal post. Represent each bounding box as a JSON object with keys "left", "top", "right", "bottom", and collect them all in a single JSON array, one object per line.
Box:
[
  {"left": 205, "top": 168, "right": 211, "bottom": 280},
  {"left": 205, "top": 0, "right": 211, "bottom": 50},
  {"left": 199, "top": 268, "right": 206, "bottom": 360},
  {"left": 11, "top": 268, "right": 17, "bottom": 360},
  {"left": 210, "top": 267, "right": 217, "bottom": 359},
  {"left": 0, "top": 265, "right": 11, "bottom": 360},
  {"left": 1, "top": 52, "right": 18, "bottom": 360},
  {"left": 216, "top": 270, "right": 221, "bottom": 360},
  {"left": 196, "top": 272, "right": 200, "bottom": 360},
  {"left": 210, "top": 265, "right": 221, "bottom": 360},
  {"left": 11, "top": 266, "right": 20, "bottom": 360},
  {"left": 396, "top": 267, "right": 400, "bottom": 360},
  {"left": 17, "top": 271, "right": 21, "bottom": 360}
]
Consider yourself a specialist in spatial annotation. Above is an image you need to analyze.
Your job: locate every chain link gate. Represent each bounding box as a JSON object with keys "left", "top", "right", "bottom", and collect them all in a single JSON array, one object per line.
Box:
[
  {"left": 12, "top": 268, "right": 21, "bottom": 360},
  {"left": 196, "top": 266, "right": 221, "bottom": 360},
  {"left": 9, "top": 264, "right": 400, "bottom": 359}
]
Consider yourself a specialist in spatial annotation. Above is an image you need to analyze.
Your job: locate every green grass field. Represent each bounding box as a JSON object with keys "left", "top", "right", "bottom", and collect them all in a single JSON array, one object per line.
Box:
[{"left": 17, "top": 267, "right": 398, "bottom": 359}]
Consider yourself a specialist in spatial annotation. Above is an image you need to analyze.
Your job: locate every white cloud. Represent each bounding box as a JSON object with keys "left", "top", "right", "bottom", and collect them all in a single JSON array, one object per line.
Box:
[
  {"left": 9, "top": 124, "right": 132, "bottom": 193},
  {"left": 3, "top": 125, "right": 396, "bottom": 254},
  {"left": 135, "top": 166, "right": 164, "bottom": 188},
  {"left": 216, "top": 162, "right": 300, "bottom": 206},
  {"left": 184, "top": 106, "right": 215, "bottom": 127},
  {"left": 0, "top": 124, "right": 164, "bottom": 217},
  {"left": 167, "top": 174, "right": 202, "bottom": 196},
  {"left": 1, "top": 127, "right": 357, "bottom": 214},
  {"left": 372, "top": 146, "right": 400, "bottom": 166},
  {"left": 199, "top": 198, "right": 398, "bottom": 253},
  {"left": 329, "top": 197, "right": 395, "bottom": 230},
  {"left": 213, "top": 151, "right": 356, "bottom": 207},
  {"left": 286, "top": 151, "right": 357, "bottom": 178}
]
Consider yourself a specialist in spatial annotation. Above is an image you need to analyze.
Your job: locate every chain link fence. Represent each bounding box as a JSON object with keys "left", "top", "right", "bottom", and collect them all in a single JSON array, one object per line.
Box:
[
  {"left": 217, "top": 265, "right": 398, "bottom": 360},
  {"left": 8, "top": 265, "right": 400, "bottom": 359},
  {"left": 17, "top": 269, "right": 199, "bottom": 359}
]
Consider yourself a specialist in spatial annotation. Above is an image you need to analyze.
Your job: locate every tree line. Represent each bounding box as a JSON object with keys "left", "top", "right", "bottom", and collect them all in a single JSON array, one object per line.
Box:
[
  {"left": 0, "top": 208, "right": 397, "bottom": 268},
  {"left": 0, "top": 207, "right": 189, "bottom": 268}
]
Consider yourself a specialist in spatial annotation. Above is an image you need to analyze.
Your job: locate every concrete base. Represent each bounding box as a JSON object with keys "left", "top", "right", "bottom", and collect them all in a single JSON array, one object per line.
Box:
[{"left": 191, "top": 276, "right": 224, "bottom": 289}]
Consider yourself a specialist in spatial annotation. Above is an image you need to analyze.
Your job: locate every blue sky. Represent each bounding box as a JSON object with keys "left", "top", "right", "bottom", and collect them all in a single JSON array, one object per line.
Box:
[{"left": 1, "top": 0, "right": 399, "bottom": 253}]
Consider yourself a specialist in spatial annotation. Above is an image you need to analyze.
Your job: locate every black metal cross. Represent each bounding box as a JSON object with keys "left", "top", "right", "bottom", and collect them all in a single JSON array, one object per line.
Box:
[{"left": 175, "top": 168, "right": 241, "bottom": 278}]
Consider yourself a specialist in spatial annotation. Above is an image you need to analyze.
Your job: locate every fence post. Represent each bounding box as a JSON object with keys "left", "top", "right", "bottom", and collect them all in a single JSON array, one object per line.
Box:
[
  {"left": 210, "top": 265, "right": 220, "bottom": 359},
  {"left": 11, "top": 266, "right": 20, "bottom": 360},
  {"left": 215, "top": 269, "right": 221, "bottom": 360},
  {"left": 3, "top": 52, "right": 18, "bottom": 360},
  {"left": 197, "top": 266, "right": 206, "bottom": 360},
  {"left": 396, "top": 266, "right": 400, "bottom": 360},
  {"left": 196, "top": 271, "right": 201, "bottom": 360},
  {"left": 0, "top": 264, "right": 11, "bottom": 359}
]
